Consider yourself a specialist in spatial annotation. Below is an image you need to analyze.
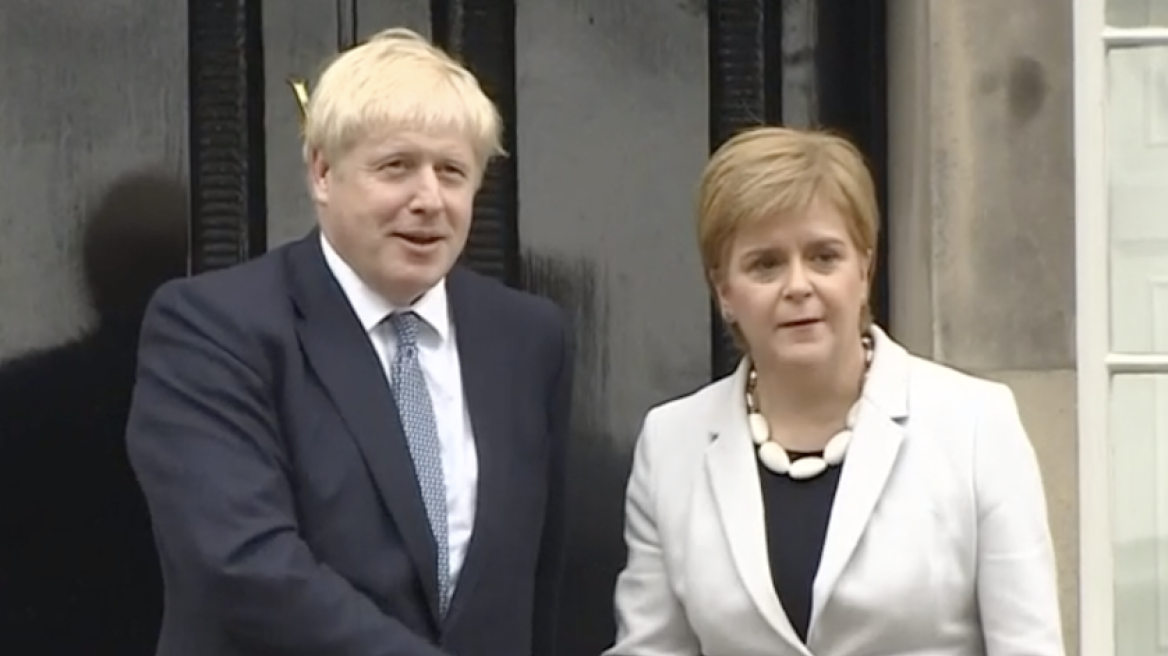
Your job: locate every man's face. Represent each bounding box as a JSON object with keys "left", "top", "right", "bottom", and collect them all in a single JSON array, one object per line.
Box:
[{"left": 310, "top": 128, "right": 481, "bottom": 304}]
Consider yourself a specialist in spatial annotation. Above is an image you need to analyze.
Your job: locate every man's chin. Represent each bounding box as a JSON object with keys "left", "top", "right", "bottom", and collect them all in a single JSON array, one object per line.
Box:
[
  {"left": 358, "top": 262, "right": 439, "bottom": 305},
  {"left": 383, "top": 240, "right": 449, "bottom": 268}
]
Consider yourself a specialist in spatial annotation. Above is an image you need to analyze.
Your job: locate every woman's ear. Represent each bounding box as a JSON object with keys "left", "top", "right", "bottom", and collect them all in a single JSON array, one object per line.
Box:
[
  {"left": 860, "top": 248, "right": 874, "bottom": 285},
  {"left": 709, "top": 270, "right": 736, "bottom": 324}
]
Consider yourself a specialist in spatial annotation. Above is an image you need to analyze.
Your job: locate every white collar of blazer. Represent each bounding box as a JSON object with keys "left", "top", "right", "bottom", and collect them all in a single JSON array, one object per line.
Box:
[{"left": 705, "top": 325, "right": 912, "bottom": 652}]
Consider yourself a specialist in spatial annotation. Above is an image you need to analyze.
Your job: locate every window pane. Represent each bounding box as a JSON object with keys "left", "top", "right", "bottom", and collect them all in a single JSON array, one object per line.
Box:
[
  {"left": 1108, "top": 46, "right": 1168, "bottom": 354},
  {"left": 1108, "top": 0, "right": 1168, "bottom": 27},
  {"left": 1111, "top": 374, "right": 1168, "bottom": 655}
]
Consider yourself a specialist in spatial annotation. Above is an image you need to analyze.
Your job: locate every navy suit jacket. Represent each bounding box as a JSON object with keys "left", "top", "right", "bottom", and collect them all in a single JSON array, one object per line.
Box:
[{"left": 125, "top": 232, "right": 573, "bottom": 656}]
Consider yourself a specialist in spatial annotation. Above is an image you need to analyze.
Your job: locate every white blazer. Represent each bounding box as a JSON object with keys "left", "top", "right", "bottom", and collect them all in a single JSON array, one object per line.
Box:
[{"left": 604, "top": 327, "right": 1064, "bottom": 656}]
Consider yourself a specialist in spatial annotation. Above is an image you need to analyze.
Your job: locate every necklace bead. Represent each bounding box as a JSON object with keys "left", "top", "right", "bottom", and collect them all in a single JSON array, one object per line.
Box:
[{"left": 745, "top": 335, "right": 873, "bottom": 480}]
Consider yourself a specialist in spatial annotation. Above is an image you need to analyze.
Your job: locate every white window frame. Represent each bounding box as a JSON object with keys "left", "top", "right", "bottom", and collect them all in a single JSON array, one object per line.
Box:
[{"left": 1074, "top": 2, "right": 1168, "bottom": 655}]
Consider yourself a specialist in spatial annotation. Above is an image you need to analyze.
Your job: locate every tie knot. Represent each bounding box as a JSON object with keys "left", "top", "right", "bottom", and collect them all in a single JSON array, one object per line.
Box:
[{"left": 388, "top": 311, "right": 423, "bottom": 348}]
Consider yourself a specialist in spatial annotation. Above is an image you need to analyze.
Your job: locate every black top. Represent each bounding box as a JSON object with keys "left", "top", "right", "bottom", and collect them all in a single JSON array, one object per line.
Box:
[{"left": 758, "top": 454, "right": 842, "bottom": 644}]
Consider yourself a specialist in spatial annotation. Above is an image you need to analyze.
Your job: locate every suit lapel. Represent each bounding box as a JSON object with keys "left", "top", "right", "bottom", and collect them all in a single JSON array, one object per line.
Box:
[
  {"left": 441, "top": 268, "right": 508, "bottom": 622},
  {"left": 285, "top": 233, "right": 441, "bottom": 616},
  {"left": 705, "top": 360, "right": 811, "bottom": 656},
  {"left": 810, "top": 326, "right": 910, "bottom": 632}
]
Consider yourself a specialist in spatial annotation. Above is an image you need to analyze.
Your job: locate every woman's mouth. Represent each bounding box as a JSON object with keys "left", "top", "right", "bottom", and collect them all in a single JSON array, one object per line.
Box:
[{"left": 779, "top": 318, "right": 822, "bottom": 329}]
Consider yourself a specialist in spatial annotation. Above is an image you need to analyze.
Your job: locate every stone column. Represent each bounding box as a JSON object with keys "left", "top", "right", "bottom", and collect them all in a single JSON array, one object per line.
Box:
[{"left": 887, "top": 1, "right": 1078, "bottom": 652}]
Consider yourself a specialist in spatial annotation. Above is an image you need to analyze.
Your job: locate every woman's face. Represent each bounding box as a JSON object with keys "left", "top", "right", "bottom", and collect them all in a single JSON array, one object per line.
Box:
[{"left": 714, "top": 195, "right": 870, "bottom": 369}]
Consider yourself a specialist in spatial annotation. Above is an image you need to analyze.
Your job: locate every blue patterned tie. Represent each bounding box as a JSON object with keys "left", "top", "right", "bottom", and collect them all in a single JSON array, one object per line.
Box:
[{"left": 387, "top": 311, "right": 451, "bottom": 616}]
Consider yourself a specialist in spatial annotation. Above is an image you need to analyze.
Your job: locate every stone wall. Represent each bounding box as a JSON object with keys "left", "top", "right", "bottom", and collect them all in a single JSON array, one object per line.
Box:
[{"left": 887, "top": 1, "right": 1079, "bottom": 652}]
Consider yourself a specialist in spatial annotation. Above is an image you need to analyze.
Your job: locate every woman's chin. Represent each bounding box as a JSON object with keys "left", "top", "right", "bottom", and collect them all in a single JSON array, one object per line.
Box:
[{"left": 766, "top": 342, "right": 834, "bottom": 368}]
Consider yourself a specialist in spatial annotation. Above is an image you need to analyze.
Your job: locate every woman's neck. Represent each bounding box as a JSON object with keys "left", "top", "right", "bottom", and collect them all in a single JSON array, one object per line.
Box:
[{"left": 752, "top": 341, "right": 867, "bottom": 432}]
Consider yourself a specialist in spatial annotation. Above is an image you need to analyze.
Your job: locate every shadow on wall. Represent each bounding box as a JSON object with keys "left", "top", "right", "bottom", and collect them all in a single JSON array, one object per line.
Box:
[
  {"left": 0, "top": 171, "right": 188, "bottom": 655},
  {"left": 521, "top": 251, "right": 631, "bottom": 656}
]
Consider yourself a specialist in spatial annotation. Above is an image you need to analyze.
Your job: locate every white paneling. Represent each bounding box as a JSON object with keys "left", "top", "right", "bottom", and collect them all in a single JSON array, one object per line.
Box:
[
  {"left": 1107, "top": 46, "right": 1168, "bottom": 353},
  {"left": 1107, "top": 0, "right": 1168, "bottom": 28},
  {"left": 1156, "top": 279, "right": 1168, "bottom": 352},
  {"left": 1111, "top": 374, "right": 1168, "bottom": 656}
]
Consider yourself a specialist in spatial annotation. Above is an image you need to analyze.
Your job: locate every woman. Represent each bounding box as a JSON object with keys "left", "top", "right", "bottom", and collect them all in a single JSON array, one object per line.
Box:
[{"left": 604, "top": 127, "right": 1064, "bottom": 656}]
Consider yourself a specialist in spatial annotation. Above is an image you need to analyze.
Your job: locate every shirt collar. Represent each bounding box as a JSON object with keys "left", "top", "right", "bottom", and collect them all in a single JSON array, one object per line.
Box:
[{"left": 319, "top": 232, "right": 451, "bottom": 342}]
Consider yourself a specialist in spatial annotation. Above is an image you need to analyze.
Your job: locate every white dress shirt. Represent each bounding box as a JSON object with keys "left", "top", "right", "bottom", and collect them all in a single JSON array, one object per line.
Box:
[{"left": 320, "top": 234, "right": 478, "bottom": 588}]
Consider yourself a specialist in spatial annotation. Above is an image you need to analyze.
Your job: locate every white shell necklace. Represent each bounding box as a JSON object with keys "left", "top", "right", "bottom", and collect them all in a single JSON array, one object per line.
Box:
[{"left": 745, "top": 334, "right": 874, "bottom": 480}]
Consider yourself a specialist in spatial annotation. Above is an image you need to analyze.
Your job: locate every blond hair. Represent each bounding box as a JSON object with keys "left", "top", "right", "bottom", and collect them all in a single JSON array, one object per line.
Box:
[
  {"left": 302, "top": 27, "right": 504, "bottom": 167},
  {"left": 697, "top": 126, "right": 881, "bottom": 338}
]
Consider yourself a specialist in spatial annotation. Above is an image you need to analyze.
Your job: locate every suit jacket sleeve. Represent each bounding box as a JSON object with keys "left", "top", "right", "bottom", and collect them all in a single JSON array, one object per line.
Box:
[
  {"left": 974, "top": 384, "right": 1066, "bottom": 656},
  {"left": 125, "top": 282, "right": 448, "bottom": 656},
  {"left": 604, "top": 413, "right": 701, "bottom": 656},
  {"left": 532, "top": 310, "right": 573, "bottom": 656}
]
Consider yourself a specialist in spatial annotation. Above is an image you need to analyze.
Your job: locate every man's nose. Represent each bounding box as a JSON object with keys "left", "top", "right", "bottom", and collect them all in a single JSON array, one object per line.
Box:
[{"left": 408, "top": 167, "right": 443, "bottom": 212}]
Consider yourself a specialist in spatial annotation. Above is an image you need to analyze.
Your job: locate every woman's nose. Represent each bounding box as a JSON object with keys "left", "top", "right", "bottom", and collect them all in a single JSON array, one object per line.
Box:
[{"left": 783, "top": 260, "right": 813, "bottom": 297}]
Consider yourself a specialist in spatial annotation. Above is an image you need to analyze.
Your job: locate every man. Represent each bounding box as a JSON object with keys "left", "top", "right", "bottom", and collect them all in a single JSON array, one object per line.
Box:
[{"left": 126, "top": 28, "right": 572, "bottom": 656}]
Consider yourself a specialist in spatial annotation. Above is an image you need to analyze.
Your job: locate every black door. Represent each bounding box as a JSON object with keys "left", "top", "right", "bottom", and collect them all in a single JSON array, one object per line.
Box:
[
  {"left": 0, "top": 2, "right": 187, "bottom": 653},
  {"left": 0, "top": 1, "right": 886, "bottom": 654}
]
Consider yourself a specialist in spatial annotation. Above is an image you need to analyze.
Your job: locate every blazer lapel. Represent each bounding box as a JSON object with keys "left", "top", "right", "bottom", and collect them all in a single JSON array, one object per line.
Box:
[
  {"left": 441, "top": 268, "right": 508, "bottom": 623},
  {"left": 705, "top": 360, "right": 811, "bottom": 656},
  {"left": 810, "top": 326, "right": 910, "bottom": 632},
  {"left": 285, "top": 233, "right": 441, "bottom": 615}
]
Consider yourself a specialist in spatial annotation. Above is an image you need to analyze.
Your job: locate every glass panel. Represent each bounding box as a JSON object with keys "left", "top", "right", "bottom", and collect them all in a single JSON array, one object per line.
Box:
[
  {"left": 1108, "top": 46, "right": 1168, "bottom": 354},
  {"left": 1108, "top": 0, "right": 1168, "bottom": 27},
  {"left": 1112, "top": 374, "right": 1168, "bottom": 655}
]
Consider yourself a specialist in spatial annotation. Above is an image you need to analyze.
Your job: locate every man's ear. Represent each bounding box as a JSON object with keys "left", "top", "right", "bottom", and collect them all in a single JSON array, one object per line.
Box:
[{"left": 307, "top": 148, "right": 331, "bottom": 205}]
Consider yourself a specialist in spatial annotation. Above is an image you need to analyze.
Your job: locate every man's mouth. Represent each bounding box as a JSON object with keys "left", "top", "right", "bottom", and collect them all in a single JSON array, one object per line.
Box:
[{"left": 396, "top": 232, "right": 442, "bottom": 246}]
